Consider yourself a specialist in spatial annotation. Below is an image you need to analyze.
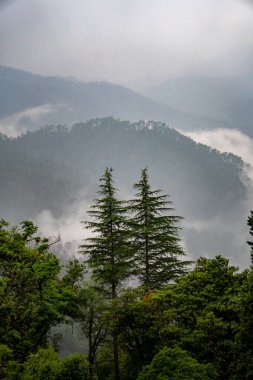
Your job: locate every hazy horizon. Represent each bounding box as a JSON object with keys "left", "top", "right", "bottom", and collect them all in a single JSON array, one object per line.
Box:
[{"left": 1, "top": 0, "right": 253, "bottom": 89}]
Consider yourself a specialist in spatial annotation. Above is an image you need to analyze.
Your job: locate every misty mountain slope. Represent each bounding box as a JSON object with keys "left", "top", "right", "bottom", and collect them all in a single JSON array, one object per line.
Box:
[
  {"left": 0, "top": 118, "right": 246, "bottom": 223},
  {"left": 0, "top": 66, "right": 232, "bottom": 135},
  {"left": 145, "top": 75, "right": 253, "bottom": 136},
  {"left": 0, "top": 135, "right": 76, "bottom": 221}
]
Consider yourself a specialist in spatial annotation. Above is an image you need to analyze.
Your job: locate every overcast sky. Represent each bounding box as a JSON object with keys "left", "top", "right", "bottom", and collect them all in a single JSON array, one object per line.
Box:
[{"left": 0, "top": 0, "right": 253, "bottom": 87}]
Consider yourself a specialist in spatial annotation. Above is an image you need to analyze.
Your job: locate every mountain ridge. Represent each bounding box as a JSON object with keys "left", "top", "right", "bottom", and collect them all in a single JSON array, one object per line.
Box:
[
  {"left": 0, "top": 66, "right": 233, "bottom": 136},
  {"left": 0, "top": 117, "right": 250, "bottom": 266},
  {"left": 145, "top": 74, "right": 253, "bottom": 136}
]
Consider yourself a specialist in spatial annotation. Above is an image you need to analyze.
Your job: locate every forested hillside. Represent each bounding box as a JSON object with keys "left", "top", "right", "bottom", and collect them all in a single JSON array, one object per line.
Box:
[
  {"left": 0, "top": 117, "right": 250, "bottom": 266},
  {"left": 0, "top": 117, "right": 246, "bottom": 220}
]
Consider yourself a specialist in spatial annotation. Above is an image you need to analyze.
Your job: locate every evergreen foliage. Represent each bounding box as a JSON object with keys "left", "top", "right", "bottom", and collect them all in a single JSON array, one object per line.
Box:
[
  {"left": 81, "top": 168, "right": 132, "bottom": 380},
  {"left": 0, "top": 185, "right": 252, "bottom": 380},
  {"left": 81, "top": 167, "right": 131, "bottom": 298},
  {"left": 129, "top": 168, "right": 188, "bottom": 290}
]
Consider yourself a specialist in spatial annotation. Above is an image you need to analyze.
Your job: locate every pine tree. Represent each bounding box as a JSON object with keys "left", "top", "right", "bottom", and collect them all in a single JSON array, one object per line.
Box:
[
  {"left": 81, "top": 167, "right": 131, "bottom": 298},
  {"left": 81, "top": 167, "right": 131, "bottom": 380},
  {"left": 129, "top": 168, "right": 188, "bottom": 291}
]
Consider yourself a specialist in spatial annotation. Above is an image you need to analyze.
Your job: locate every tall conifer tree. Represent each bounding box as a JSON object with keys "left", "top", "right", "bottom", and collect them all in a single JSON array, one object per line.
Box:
[
  {"left": 81, "top": 167, "right": 131, "bottom": 298},
  {"left": 81, "top": 167, "right": 131, "bottom": 380},
  {"left": 129, "top": 168, "right": 188, "bottom": 291}
]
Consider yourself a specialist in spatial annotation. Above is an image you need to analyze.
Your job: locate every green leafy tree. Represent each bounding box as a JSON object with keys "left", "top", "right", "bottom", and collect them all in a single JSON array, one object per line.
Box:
[
  {"left": 81, "top": 168, "right": 131, "bottom": 380},
  {"left": 61, "top": 259, "right": 87, "bottom": 321},
  {"left": 163, "top": 256, "right": 246, "bottom": 380},
  {"left": 22, "top": 346, "right": 61, "bottom": 380},
  {"left": 0, "top": 220, "right": 65, "bottom": 361},
  {"left": 61, "top": 260, "right": 105, "bottom": 379},
  {"left": 129, "top": 168, "right": 188, "bottom": 290},
  {"left": 0, "top": 344, "right": 20, "bottom": 379},
  {"left": 137, "top": 347, "right": 216, "bottom": 380},
  {"left": 78, "top": 285, "right": 107, "bottom": 380},
  {"left": 59, "top": 353, "right": 89, "bottom": 380},
  {"left": 111, "top": 289, "right": 170, "bottom": 379},
  {"left": 231, "top": 213, "right": 253, "bottom": 379}
]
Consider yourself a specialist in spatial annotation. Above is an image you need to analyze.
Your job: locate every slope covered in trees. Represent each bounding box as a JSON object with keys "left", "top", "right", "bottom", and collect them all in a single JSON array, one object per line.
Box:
[
  {"left": 0, "top": 118, "right": 246, "bottom": 222},
  {"left": 0, "top": 168, "right": 252, "bottom": 379}
]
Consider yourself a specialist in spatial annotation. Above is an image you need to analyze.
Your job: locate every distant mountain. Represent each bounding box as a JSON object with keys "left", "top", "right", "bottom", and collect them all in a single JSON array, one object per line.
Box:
[
  {"left": 145, "top": 75, "right": 253, "bottom": 136},
  {"left": 0, "top": 66, "right": 232, "bottom": 136},
  {"left": 0, "top": 118, "right": 250, "bottom": 265}
]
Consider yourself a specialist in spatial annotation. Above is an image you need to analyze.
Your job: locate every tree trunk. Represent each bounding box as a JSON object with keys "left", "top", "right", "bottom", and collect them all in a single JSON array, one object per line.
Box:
[{"left": 113, "top": 333, "right": 120, "bottom": 380}]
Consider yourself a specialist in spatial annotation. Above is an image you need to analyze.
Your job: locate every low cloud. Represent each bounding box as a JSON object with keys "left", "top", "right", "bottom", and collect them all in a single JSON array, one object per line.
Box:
[
  {"left": 184, "top": 128, "right": 253, "bottom": 183},
  {"left": 178, "top": 128, "right": 253, "bottom": 268},
  {"left": 29, "top": 127, "right": 253, "bottom": 268},
  {"left": 0, "top": 103, "right": 71, "bottom": 137},
  {"left": 181, "top": 215, "right": 250, "bottom": 268}
]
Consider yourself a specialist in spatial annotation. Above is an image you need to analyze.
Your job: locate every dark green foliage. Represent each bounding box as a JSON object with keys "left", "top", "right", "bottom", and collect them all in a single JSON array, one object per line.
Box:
[
  {"left": 81, "top": 168, "right": 132, "bottom": 380},
  {"left": 231, "top": 213, "right": 253, "bottom": 379},
  {"left": 1, "top": 178, "right": 253, "bottom": 380},
  {"left": 22, "top": 347, "right": 62, "bottom": 380},
  {"left": 109, "top": 257, "right": 245, "bottom": 380},
  {"left": 61, "top": 259, "right": 87, "bottom": 321},
  {"left": 80, "top": 286, "right": 107, "bottom": 379},
  {"left": 129, "top": 168, "right": 188, "bottom": 290},
  {"left": 162, "top": 256, "right": 246, "bottom": 380},
  {"left": 22, "top": 348, "right": 89, "bottom": 380},
  {"left": 0, "top": 220, "right": 65, "bottom": 361},
  {"left": 81, "top": 168, "right": 131, "bottom": 298},
  {"left": 0, "top": 345, "right": 21, "bottom": 380},
  {"left": 232, "top": 270, "right": 253, "bottom": 379},
  {"left": 112, "top": 289, "right": 166, "bottom": 377},
  {"left": 59, "top": 353, "right": 89, "bottom": 380},
  {"left": 137, "top": 347, "right": 216, "bottom": 380}
]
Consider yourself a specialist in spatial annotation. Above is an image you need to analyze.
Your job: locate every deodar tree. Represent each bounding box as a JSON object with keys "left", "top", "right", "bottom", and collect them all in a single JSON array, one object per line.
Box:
[
  {"left": 81, "top": 167, "right": 131, "bottom": 380},
  {"left": 129, "top": 168, "right": 189, "bottom": 291}
]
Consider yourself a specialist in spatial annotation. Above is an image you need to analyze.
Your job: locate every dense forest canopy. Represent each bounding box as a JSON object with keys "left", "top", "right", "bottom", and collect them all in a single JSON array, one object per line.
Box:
[{"left": 0, "top": 168, "right": 252, "bottom": 379}]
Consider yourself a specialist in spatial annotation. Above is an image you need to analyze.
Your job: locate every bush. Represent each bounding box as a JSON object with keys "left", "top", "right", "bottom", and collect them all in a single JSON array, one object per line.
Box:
[
  {"left": 22, "top": 347, "right": 61, "bottom": 380},
  {"left": 137, "top": 347, "right": 216, "bottom": 380},
  {"left": 59, "top": 353, "right": 89, "bottom": 380}
]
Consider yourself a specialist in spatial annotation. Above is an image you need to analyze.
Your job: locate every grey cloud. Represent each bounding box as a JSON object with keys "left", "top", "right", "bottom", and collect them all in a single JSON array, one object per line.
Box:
[
  {"left": 0, "top": 0, "right": 253, "bottom": 87},
  {"left": 184, "top": 129, "right": 253, "bottom": 184},
  {"left": 0, "top": 103, "right": 71, "bottom": 137},
  {"left": 179, "top": 128, "right": 253, "bottom": 268},
  {"left": 0, "top": 0, "right": 16, "bottom": 10}
]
